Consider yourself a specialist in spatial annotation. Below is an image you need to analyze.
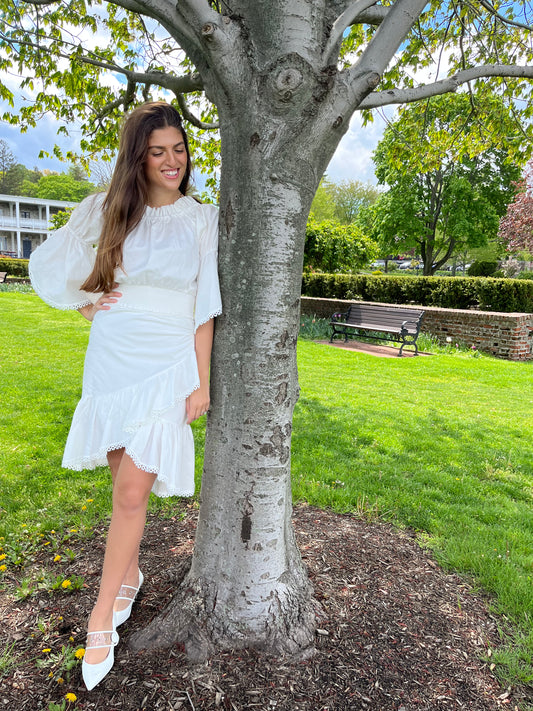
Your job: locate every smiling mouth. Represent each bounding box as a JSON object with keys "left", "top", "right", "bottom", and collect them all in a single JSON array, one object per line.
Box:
[{"left": 163, "top": 170, "right": 179, "bottom": 177}]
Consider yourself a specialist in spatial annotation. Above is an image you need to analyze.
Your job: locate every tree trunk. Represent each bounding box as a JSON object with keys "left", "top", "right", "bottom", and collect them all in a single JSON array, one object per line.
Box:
[
  {"left": 131, "top": 97, "right": 327, "bottom": 661},
  {"left": 131, "top": 0, "right": 386, "bottom": 661}
]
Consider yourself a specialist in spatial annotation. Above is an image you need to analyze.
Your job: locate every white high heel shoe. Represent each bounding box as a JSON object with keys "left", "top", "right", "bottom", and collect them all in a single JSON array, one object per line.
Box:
[
  {"left": 82, "top": 629, "right": 119, "bottom": 690},
  {"left": 113, "top": 569, "right": 144, "bottom": 627}
]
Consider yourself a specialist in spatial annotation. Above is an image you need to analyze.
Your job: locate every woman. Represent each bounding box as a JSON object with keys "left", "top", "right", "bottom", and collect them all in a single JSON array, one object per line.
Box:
[{"left": 29, "top": 102, "right": 222, "bottom": 690}]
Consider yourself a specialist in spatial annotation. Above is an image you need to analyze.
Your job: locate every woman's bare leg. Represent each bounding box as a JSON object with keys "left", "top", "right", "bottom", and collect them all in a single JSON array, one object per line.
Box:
[
  {"left": 107, "top": 449, "right": 143, "bottom": 595},
  {"left": 85, "top": 452, "right": 155, "bottom": 664}
]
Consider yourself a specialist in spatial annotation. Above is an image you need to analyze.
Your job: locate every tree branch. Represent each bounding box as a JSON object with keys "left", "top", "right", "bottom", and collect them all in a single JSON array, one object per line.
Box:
[
  {"left": 0, "top": 28, "right": 204, "bottom": 96},
  {"left": 323, "top": 0, "right": 384, "bottom": 64},
  {"left": 478, "top": 0, "right": 533, "bottom": 32},
  {"left": 177, "top": 0, "right": 221, "bottom": 28},
  {"left": 175, "top": 93, "right": 218, "bottom": 129},
  {"left": 339, "top": 0, "right": 428, "bottom": 109},
  {"left": 359, "top": 64, "right": 533, "bottom": 109}
]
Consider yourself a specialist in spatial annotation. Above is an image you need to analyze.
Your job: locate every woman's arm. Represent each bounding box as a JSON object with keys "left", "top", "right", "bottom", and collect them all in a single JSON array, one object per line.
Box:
[
  {"left": 186, "top": 318, "right": 214, "bottom": 424},
  {"left": 77, "top": 289, "right": 122, "bottom": 322}
]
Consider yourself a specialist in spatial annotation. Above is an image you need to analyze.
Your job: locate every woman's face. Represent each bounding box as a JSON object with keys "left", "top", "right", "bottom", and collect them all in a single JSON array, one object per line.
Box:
[{"left": 145, "top": 125, "right": 188, "bottom": 206}]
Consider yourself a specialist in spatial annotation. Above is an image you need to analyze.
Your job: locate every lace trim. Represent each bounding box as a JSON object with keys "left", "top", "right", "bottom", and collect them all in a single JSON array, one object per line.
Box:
[
  {"left": 195, "top": 307, "right": 223, "bottom": 330},
  {"left": 63, "top": 439, "right": 196, "bottom": 499},
  {"left": 63, "top": 440, "right": 129, "bottom": 470},
  {"left": 29, "top": 265, "right": 92, "bottom": 311},
  {"left": 85, "top": 631, "right": 118, "bottom": 649},
  {"left": 127, "top": 446, "right": 195, "bottom": 497},
  {"left": 123, "top": 382, "right": 199, "bottom": 432},
  {"left": 28, "top": 240, "right": 96, "bottom": 311}
]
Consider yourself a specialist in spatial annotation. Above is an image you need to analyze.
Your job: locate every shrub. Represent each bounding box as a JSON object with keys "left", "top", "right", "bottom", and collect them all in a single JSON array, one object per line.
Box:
[
  {"left": 0, "top": 257, "right": 29, "bottom": 277},
  {"left": 301, "top": 273, "right": 533, "bottom": 313},
  {"left": 467, "top": 261, "right": 499, "bottom": 277}
]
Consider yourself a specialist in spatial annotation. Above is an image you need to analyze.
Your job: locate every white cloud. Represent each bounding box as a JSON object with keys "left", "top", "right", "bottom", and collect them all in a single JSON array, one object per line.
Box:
[
  {"left": 326, "top": 108, "right": 394, "bottom": 185},
  {"left": 0, "top": 115, "right": 81, "bottom": 172}
]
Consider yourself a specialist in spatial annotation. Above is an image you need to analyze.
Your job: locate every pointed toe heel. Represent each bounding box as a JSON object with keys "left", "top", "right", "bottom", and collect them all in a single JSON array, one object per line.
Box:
[{"left": 82, "top": 629, "right": 119, "bottom": 690}]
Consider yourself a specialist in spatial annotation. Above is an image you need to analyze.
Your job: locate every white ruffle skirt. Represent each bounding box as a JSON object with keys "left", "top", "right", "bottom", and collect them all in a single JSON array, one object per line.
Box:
[{"left": 62, "top": 303, "right": 199, "bottom": 498}]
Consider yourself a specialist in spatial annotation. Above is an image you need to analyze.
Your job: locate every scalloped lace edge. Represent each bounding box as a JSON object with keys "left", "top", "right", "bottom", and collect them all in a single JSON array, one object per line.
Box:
[
  {"left": 195, "top": 307, "right": 222, "bottom": 330},
  {"left": 63, "top": 442, "right": 195, "bottom": 498}
]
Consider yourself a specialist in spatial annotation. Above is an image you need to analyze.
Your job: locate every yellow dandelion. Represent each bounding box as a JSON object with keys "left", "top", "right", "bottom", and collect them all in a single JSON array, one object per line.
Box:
[
  {"left": 42, "top": 648, "right": 51, "bottom": 654},
  {"left": 50, "top": 530, "right": 55, "bottom": 534},
  {"left": 56, "top": 677, "right": 64, "bottom": 684},
  {"left": 74, "top": 648, "right": 85, "bottom": 659},
  {"left": 86, "top": 498, "right": 94, "bottom": 502},
  {"left": 81, "top": 505, "right": 87, "bottom": 511},
  {"left": 54, "top": 555, "right": 61, "bottom": 562},
  {"left": 58, "top": 616, "right": 63, "bottom": 621},
  {"left": 69, "top": 636, "right": 75, "bottom": 642},
  {"left": 64, "top": 692, "right": 77, "bottom": 703},
  {"left": 48, "top": 672, "right": 54, "bottom": 678},
  {"left": 69, "top": 528, "right": 77, "bottom": 533},
  {"left": 21, "top": 524, "right": 26, "bottom": 528},
  {"left": 61, "top": 580, "right": 72, "bottom": 589},
  {"left": 43, "top": 541, "right": 50, "bottom": 546},
  {"left": 0, "top": 565, "right": 6, "bottom": 572},
  {"left": 0, "top": 554, "right": 5, "bottom": 561}
]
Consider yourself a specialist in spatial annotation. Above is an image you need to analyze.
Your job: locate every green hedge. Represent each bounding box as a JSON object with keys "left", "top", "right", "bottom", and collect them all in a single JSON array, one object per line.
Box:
[
  {"left": 301, "top": 273, "right": 533, "bottom": 313},
  {"left": 0, "top": 257, "right": 29, "bottom": 277}
]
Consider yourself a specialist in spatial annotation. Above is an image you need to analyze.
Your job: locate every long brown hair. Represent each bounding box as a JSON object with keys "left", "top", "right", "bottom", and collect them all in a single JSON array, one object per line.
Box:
[{"left": 81, "top": 102, "right": 192, "bottom": 293}]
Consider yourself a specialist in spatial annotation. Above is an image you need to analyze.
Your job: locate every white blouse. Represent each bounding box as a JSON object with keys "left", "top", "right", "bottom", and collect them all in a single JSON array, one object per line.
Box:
[{"left": 29, "top": 192, "right": 222, "bottom": 331}]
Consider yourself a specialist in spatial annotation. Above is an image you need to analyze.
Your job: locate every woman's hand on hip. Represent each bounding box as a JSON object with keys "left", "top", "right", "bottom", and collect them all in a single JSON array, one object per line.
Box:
[
  {"left": 78, "top": 287, "right": 122, "bottom": 322},
  {"left": 186, "top": 386, "right": 210, "bottom": 424}
]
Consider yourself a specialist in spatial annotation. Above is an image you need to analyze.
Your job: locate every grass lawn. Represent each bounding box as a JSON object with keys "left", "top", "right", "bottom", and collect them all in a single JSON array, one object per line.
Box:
[{"left": 1, "top": 292, "right": 533, "bottom": 691}]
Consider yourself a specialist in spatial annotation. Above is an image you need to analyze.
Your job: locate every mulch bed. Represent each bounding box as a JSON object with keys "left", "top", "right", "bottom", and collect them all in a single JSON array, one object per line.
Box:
[{"left": 1, "top": 503, "right": 529, "bottom": 710}]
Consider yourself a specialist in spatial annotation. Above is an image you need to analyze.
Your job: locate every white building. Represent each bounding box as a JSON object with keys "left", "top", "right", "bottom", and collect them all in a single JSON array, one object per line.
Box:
[{"left": 0, "top": 194, "right": 78, "bottom": 259}]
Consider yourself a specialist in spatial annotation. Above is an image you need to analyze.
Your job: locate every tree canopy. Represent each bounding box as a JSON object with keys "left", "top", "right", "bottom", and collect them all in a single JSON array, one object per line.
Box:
[
  {"left": 21, "top": 172, "right": 96, "bottom": 201},
  {"left": 1, "top": 2, "right": 533, "bottom": 173},
  {"left": 310, "top": 177, "right": 381, "bottom": 224},
  {"left": 304, "top": 216, "right": 378, "bottom": 273},
  {"left": 361, "top": 93, "right": 522, "bottom": 275},
  {"left": 0, "top": 147, "right": 96, "bottom": 199}
]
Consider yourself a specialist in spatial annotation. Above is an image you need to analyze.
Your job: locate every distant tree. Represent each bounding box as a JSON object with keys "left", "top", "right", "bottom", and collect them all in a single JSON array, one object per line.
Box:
[
  {"left": 0, "top": 140, "right": 16, "bottom": 193},
  {"left": 309, "top": 178, "right": 337, "bottom": 222},
  {"left": 368, "top": 93, "right": 522, "bottom": 275},
  {"left": 31, "top": 173, "right": 96, "bottom": 201},
  {"left": 89, "top": 160, "right": 115, "bottom": 191},
  {"left": 304, "top": 218, "right": 378, "bottom": 273},
  {"left": 2, "top": 163, "right": 42, "bottom": 195},
  {"left": 68, "top": 164, "right": 89, "bottom": 182},
  {"left": 498, "top": 161, "right": 533, "bottom": 254},
  {"left": 310, "top": 177, "right": 380, "bottom": 224}
]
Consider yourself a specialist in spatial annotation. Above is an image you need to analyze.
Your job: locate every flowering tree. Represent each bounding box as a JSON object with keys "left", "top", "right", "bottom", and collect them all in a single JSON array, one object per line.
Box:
[
  {"left": 2, "top": 0, "right": 533, "bottom": 660},
  {"left": 499, "top": 161, "right": 533, "bottom": 254}
]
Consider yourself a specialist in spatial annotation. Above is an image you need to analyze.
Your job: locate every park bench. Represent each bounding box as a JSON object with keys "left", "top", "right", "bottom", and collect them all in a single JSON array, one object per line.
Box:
[
  {"left": 330, "top": 303, "right": 425, "bottom": 356},
  {"left": 0, "top": 272, "right": 7, "bottom": 283}
]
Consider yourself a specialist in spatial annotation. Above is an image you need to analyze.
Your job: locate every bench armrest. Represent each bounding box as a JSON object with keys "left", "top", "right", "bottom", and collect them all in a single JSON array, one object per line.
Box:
[{"left": 401, "top": 318, "right": 422, "bottom": 334}]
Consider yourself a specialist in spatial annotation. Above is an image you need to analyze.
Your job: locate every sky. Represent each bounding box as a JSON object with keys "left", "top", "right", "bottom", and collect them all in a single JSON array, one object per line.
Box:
[{"left": 0, "top": 106, "right": 391, "bottom": 188}]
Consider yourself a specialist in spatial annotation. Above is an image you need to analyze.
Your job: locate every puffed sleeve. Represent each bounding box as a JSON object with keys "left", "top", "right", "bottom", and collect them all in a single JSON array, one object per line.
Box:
[
  {"left": 194, "top": 202, "right": 222, "bottom": 331},
  {"left": 29, "top": 193, "right": 106, "bottom": 309}
]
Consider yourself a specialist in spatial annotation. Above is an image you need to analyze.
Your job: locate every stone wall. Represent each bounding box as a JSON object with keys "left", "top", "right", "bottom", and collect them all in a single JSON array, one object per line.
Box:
[{"left": 301, "top": 296, "right": 533, "bottom": 361}]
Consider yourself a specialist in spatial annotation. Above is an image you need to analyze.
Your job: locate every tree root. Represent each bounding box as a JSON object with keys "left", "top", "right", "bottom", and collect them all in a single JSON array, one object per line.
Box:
[{"left": 129, "top": 570, "right": 319, "bottom": 663}]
